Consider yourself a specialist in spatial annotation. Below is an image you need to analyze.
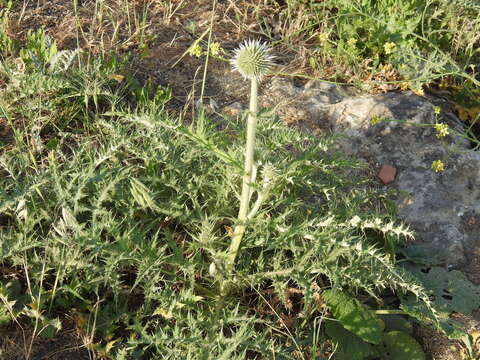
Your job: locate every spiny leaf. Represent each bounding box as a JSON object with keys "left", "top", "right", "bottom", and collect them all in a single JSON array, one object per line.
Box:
[{"left": 130, "top": 178, "right": 156, "bottom": 210}]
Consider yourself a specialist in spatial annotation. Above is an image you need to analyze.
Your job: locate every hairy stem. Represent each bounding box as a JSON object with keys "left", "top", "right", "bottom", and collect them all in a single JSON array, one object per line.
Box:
[{"left": 227, "top": 78, "right": 258, "bottom": 272}]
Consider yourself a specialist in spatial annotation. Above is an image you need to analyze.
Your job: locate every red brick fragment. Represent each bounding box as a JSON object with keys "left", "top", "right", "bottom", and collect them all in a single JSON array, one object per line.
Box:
[{"left": 378, "top": 164, "right": 397, "bottom": 185}]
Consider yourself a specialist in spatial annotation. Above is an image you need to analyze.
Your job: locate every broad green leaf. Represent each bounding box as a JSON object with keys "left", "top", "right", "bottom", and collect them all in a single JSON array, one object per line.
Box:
[
  {"left": 382, "top": 331, "right": 425, "bottom": 360},
  {"left": 400, "top": 297, "right": 467, "bottom": 340},
  {"left": 324, "top": 289, "right": 382, "bottom": 344},
  {"left": 399, "top": 244, "right": 446, "bottom": 266},
  {"left": 403, "top": 265, "right": 480, "bottom": 314},
  {"left": 325, "top": 320, "right": 377, "bottom": 360},
  {"left": 380, "top": 315, "right": 413, "bottom": 335}
]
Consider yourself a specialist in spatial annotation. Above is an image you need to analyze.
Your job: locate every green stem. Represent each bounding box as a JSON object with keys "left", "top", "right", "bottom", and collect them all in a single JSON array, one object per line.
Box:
[
  {"left": 227, "top": 78, "right": 258, "bottom": 272},
  {"left": 374, "top": 309, "right": 408, "bottom": 315},
  {"left": 199, "top": 0, "right": 217, "bottom": 103}
]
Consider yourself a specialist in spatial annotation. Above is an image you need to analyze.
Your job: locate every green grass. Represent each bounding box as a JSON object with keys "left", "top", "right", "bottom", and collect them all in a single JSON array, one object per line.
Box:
[{"left": 247, "top": 0, "right": 480, "bottom": 121}]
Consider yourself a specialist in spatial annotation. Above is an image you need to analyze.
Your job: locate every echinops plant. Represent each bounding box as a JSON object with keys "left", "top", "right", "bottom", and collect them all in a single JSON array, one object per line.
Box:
[{"left": 226, "top": 40, "right": 274, "bottom": 277}]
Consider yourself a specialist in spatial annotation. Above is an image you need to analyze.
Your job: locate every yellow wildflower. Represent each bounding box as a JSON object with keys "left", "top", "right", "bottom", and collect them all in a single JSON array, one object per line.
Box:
[
  {"left": 347, "top": 38, "right": 357, "bottom": 47},
  {"left": 318, "top": 32, "right": 329, "bottom": 43},
  {"left": 412, "top": 86, "right": 425, "bottom": 96},
  {"left": 209, "top": 42, "right": 222, "bottom": 56},
  {"left": 399, "top": 82, "right": 409, "bottom": 91},
  {"left": 383, "top": 42, "right": 397, "bottom": 55},
  {"left": 434, "top": 122, "right": 449, "bottom": 138},
  {"left": 434, "top": 106, "right": 441, "bottom": 115},
  {"left": 370, "top": 114, "right": 383, "bottom": 125},
  {"left": 431, "top": 160, "right": 445, "bottom": 172},
  {"left": 188, "top": 42, "right": 203, "bottom": 57}
]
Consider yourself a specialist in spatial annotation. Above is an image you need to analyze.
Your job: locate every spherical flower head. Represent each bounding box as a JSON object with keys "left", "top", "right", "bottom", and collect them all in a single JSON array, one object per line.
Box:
[{"left": 230, "top": 40, "right": 274, "bottom": 81}]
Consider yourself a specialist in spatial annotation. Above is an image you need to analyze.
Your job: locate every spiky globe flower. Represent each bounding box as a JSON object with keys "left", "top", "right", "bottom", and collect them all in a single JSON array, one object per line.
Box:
[{"left": 230, "top": 39, "right": 274, "bottom": 81}]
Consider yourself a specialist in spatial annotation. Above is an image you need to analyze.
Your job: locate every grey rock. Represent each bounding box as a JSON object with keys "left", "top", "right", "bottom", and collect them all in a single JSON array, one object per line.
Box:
[
  {"left": 266, "top": 78, "right": 480, "bottom": 267},
  {"left": 261, "top": 78, "right": 352, "bottom": 134}
]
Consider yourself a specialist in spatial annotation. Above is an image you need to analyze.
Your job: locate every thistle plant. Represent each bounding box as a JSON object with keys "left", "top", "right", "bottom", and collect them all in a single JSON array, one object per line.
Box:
[{"left": 226, "top": 40, "right": 274, "bottom": 274}]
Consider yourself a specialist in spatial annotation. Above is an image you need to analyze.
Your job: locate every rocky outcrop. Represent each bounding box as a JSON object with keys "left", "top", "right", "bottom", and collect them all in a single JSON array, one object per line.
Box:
[{"left": 260, "top": 78, "right": 480, "bottom": 267}]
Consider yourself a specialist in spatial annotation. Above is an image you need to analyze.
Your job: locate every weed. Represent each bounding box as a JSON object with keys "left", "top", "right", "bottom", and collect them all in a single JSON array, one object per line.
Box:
[{"left": 225, "top": 39, "right": 274, "bottom": 283}]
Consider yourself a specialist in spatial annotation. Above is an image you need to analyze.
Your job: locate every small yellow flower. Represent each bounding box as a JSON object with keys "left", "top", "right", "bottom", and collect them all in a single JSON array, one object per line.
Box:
[
  {"left": 209, "top": 42, "right": 222, "bottom": 56},
  {"left": 434, "top": 106, "right": 441, "bottom": 115},
  {"left": 383, "top": 42, "right": 397, "bottom": 55},
  {"left": 318, "top": 32, "right": 329, "bottom": 43},
  {"left": 431, "top": 160, "right": 445, "bottom": 172},
  {"left": 370, "top": 114, "right": 383, "bottom": 125},
  {"left": 412, "top": 86, "right": 424, "bottom": 96},
  {"left": 347, "top": 38, "right": 357, "bottom": 47},
  {"left": 188, "top": 42, "right": 203, "bottom": 57},
  {"left": 399, "top": 82, "right": 409, "bottom": 91},
  {"left": 439, "top": 77, "right": 449, "bottom": 89},
  {"left": 434, "top": 122, "right": 449, "bottom": 138}
]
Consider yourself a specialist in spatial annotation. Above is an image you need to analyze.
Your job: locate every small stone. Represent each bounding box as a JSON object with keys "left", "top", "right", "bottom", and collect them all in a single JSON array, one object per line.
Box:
[
  {"left": 378, "top": 164, "right": 397, "bottom": 184},
  {"left": 222, "top": 102, "right": 243, "bottom": 117}
]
